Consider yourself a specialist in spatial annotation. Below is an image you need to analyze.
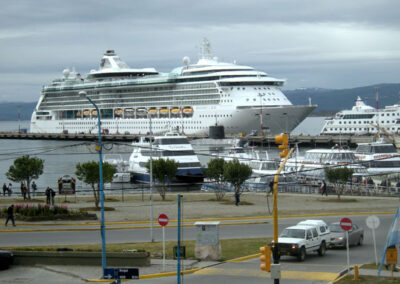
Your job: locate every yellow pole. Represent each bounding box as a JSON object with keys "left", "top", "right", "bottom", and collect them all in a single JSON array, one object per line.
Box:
[
  {"left": 273, "top": 147, "right": 295, "bottom": 243},
  {"left": 354, "top": 265, "right": 359, "bottom": 280}
]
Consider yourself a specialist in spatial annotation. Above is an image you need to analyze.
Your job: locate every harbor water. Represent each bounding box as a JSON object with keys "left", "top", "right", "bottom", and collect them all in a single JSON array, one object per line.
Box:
[{"left": 0, "top": 118, "right": 326, "bottom": 194}]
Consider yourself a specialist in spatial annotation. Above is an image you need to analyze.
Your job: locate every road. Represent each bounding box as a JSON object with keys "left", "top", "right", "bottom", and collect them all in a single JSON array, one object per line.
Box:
[{"left": 0, "top": 213, "right": 395, "bottom": 284}]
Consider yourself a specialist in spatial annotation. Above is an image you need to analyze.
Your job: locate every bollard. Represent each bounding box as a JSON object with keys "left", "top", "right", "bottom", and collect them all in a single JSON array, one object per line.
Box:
[{"left": 353, "top": 265, "right": 359, "bottom": 280}]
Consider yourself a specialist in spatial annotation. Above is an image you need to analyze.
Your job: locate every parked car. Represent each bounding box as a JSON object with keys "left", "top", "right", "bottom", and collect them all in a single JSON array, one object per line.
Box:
[
  {"left": 0, "top": 250, "right": 13, "bottom": 270},
  {"left": 328, "top": 222, "right": 364, "bottom": 248},
  {"left": 274, "top": 224, "right": 327, "bottom": 261}
]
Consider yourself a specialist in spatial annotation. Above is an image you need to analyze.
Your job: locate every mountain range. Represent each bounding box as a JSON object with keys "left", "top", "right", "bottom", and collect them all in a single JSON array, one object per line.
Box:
[{"left": 0, "top": 83, "right": 399, "bottom": 120}]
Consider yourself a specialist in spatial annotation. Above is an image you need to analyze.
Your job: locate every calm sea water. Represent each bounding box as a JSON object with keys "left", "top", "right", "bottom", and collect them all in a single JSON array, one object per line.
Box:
[{"left": 0, "top": 117, "right": 326, "bottom": 193}]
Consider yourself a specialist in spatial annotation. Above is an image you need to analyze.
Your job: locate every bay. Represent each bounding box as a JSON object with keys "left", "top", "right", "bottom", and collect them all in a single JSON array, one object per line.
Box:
[{"left": 0, "top": 117, "right": 326, "bottom": 195}]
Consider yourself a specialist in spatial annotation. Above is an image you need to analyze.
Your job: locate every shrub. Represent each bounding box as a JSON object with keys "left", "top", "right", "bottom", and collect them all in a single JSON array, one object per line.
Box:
[{"left": 1, "top": 204, "right": 78, "bottom": 217}]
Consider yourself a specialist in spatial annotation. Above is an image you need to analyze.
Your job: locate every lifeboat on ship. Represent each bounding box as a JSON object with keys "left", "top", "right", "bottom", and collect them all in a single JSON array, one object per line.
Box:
[
  {"left": 76, "top": 111, "right": 82, "bottom": 118},
  {"left": 159, "top": 107, "right": 169, "bottom": 117},
  {"left": 182, "top": 107, "right": 193, "bottom": 117},
  {"left": 171, "top": 107, "right": 181, "bottom": 117},
  {"left": 91, "top": 109, "right": 98, "bottom": 118},
  {"left": 83, "top": 109, "right": 90, "bottom": 118},
  {"left": 114, "top": 108, "right": 123, "bottom": 118},
  {"left": 136, "top": 108, "right": 147, "bottom": 117},
  {"left": 124, "top": 108, "right": 135, "bottom": 118},
  {"left": 148, "top": 108, "right": 158, "bottom": 117}
]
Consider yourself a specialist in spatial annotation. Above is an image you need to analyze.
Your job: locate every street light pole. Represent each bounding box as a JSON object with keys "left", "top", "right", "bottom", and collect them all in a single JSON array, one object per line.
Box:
[
  {"left": 148, "top": 112, "right": 154, "bottom": 242},
  {"left": 79, "top": 91, "right": 107, "bottom": 276},
  {"left": 258, "top": 93, "right": 265, "bottom": 136}
]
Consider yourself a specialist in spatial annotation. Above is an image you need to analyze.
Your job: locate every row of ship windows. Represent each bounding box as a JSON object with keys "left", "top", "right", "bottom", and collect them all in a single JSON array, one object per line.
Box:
[
  {"left": 338, "top": 120, "right": 400, "bottom": 124},
  {"left": 247, "top": 97, "right": 282, "bottom": 102},
  {"left": 199, "top": 114, "right": 233, "bottom": 118},
  {"left": 59, "top": 120, "right": 206, "bottom": 126},
  {"left": 45, "top": 83, "right": 217, "bottom": 96},
  {"left": 326, "top": 127, "right": 400, "bottom": 131},
  {"left": 230, "top": 87, "right": 274, "bottom": 91}
]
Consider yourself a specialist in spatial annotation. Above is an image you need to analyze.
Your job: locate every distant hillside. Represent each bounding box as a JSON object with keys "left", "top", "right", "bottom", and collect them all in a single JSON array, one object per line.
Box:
[
  {"left": 285, "top": 83, "right": 400, "bottom": 113},
  {"left": 0, "top": 102, "right": 36, "bottom": 121}
]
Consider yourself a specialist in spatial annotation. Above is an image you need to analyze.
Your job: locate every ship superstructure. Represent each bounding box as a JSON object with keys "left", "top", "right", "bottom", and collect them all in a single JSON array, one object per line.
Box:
[
  {"left": 321, "top": 96, "right": 400, "bottom": 135},
  {"left": 30, "top": 39, "right": 316, "bottom": 135}
]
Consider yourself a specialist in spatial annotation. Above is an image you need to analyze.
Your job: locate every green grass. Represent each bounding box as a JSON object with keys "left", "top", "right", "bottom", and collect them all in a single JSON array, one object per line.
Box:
[
  {"left": 335, "top": 275, "right": 398, "bottom": 284},
  {"left": 0, "top": 237, "right": 270, "bottom": 261}
]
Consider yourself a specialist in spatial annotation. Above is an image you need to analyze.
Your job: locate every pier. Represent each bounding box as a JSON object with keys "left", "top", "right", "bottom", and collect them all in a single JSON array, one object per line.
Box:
[{"left": 0, "top": 132, "right": 377, "bottom": 147}]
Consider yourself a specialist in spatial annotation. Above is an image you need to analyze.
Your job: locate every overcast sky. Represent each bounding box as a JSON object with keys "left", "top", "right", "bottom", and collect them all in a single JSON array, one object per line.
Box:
[{"left": 1, "top": 0, "right": 399, "bottom": 102}]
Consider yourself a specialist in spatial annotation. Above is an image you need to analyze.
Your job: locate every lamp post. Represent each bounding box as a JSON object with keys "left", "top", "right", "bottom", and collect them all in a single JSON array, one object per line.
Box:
[
  {"left": 79, "top": 91, "right": 107, "bottom": 276},
  {"left": 148, "top": 111, "right": 154, "bottom": 242},
  {"left": 258, "top": 93, "right": 266, "bottom": 136}
]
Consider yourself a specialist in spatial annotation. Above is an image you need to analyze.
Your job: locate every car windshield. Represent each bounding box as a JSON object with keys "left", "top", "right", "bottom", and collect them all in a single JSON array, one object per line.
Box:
[
  {"left": 329, "top": 224, "right": 344, "bottom": 232},
  {"left": 280, "top": 229, "right": 305, "bottom": 239}
]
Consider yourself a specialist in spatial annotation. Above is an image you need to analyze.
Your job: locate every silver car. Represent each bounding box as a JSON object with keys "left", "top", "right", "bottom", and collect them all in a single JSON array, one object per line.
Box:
[{"left": 328, "top": 222, "right": 364, "bottom": 248}]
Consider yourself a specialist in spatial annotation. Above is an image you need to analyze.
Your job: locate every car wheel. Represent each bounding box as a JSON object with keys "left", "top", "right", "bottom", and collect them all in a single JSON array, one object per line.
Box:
[
  {"left": 318, "top": 242, "right": 326, "bottom": 256},
  {"left": 358, "top": 235, "right": 363, "bottom": 246},
  {"left": 297, "top": 247, "right": 306, "bottom": 262}
]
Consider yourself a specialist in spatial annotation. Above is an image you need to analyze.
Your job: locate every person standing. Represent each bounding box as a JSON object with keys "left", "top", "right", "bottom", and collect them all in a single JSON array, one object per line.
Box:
[
  {"left": 31, "top": 181, "right": 37, "bottom": 197},
  {"left": 20, "top": 182, "right": 27, "bottom": 200},
  {"left": 45, "top": 187, "right": 51, "bottom": 204},
  {"left": 321, "top": 180, "right": 328, "bottom": 196},
  {"left": 5, "top": 205, "right": 16, "bottom": 227},
  {"left": 50, "top": 188, "right": 56, "bottom": 205},
  {"left": 7, "top": 183, "right": 12, "bottom": 196},
  {"left": 2, "top": 183, "right": 7, "bottom": 196},
  {"left": 269, "top": 180, "right": 274, "bottom": 194},
  {"left": 234, "top": 189, "right": 240, "bottom": 206}
]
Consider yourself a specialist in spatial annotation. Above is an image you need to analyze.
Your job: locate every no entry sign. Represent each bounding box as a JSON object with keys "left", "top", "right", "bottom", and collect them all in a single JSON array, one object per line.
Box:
[
  {"left": 158, "top": 214, "right": 169, "bottom": 227},
  {"left": 340, "top": 217, "right": 353, "bottom": 231}
]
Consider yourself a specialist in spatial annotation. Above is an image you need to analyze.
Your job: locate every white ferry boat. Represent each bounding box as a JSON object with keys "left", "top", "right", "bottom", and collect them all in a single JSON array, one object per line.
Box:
[
  {"left": 30, "top": 39, "right": 316, "bottom": 135},
  {"left": 128, "top": 132, "right": 203, "bottom": 186},
  {"left": 354, "top": 140, "right": 400, "bottom": 174},
  {"left": 285, "top": 147, "right": 368, "bottom": 180},
  {"left": 321, "top": 96, "right": 400, "bottom": 135}
]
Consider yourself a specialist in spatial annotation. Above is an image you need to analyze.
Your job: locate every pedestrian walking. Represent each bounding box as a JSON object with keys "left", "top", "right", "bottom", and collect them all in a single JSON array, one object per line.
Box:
[
  {"left": 31, "top": 181, "right": 37, "bottom": 197},
  {"left": 234, "top": 189, "right": 240, "bottom": 206},
  {"left": 5, "top": 204, "right": 16, "bottom": 227},
  {"left": 45, "top": 187, "right": 51, "bottom": 204},
  {"left": 269, "top": 180, "right": 274, "bottom": 194},
  {"left": 321, "top": 180, "right": 328, "bottom": 196},
  {"left": 7, "top": 183, "right": 12, "bottom": 196},
  {"left": 2, "top": 183, "right": 7, "bottom": 196}
]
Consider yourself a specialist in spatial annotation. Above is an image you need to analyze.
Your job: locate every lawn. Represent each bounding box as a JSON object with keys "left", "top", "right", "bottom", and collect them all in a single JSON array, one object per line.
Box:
[{"left": 1, "top": 237, "right": 271, "bottom": 261}]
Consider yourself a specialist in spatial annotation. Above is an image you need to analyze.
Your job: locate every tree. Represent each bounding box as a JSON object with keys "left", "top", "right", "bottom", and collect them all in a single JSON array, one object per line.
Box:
[
  {"left": 206, "top": 158, "right": 226, "bottom": 201},
  {"left": 75, "top": 161, "right": 116, "bottom": 208},
  {"left": 324, "top": 167, "right": 354, "bottom": 199},
  {"left": 146, "top": 158, "right": 178, "bottom": 201},
  {"left": 6, "top": 155, "right": 44, "bottom": 200},
  {"left": 223, "top": 159, "right": 252, "bottom": 201}
]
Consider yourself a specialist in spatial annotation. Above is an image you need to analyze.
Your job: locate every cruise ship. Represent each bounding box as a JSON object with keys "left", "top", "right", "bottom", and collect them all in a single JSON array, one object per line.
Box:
[
  {"left": 321, "top": 96, "right": 400, "bottom": 135},
  {"left": 30, "top": 39, "right": 316, "bottom": 135}
]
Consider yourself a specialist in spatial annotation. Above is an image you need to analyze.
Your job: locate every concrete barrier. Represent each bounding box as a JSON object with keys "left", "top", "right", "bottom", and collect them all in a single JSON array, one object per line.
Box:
[{"left": 12, "top": 251, "right": 150, "bottom": 266}]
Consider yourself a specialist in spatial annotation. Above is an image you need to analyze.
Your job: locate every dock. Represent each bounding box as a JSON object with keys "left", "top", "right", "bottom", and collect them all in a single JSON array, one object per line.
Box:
[{"left": 0, "top": 132, "right": 378, "bottom": 147}]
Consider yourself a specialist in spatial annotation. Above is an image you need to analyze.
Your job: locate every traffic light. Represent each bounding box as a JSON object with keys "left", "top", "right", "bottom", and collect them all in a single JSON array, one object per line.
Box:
[
  {"left": 259, "top": 245, "right": 271, "bottom": 272},
  {"left": 275, "top": 133, "right": 289, "bottom": 158}
]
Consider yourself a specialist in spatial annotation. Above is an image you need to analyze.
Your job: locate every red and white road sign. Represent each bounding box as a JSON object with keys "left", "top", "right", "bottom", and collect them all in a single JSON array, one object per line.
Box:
[
  {"left": 158, "top": 214, "right": 169, "bottom": 227},
  {"left": 340, "top": 217, "right": 353, "bottom": 231}
]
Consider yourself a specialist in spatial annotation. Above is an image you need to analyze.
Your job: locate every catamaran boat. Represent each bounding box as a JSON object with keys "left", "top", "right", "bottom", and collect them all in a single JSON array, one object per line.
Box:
[
  {"left": 30, "top": 39, "right": 316, "bottom": 135},
  {"left": 128, "top": 132, "right": 203, "bottom": 188},
  {"left": 354, "top": 140, "right": 400, "bottom": 174},
  {"left": 285, "top": 147, "right": 368, "bottom": 180}
]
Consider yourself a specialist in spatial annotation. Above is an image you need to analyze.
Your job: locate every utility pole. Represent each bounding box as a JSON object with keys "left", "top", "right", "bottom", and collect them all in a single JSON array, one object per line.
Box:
[{"left": 149, "top": 113, "right": 154, "bottom": 242}]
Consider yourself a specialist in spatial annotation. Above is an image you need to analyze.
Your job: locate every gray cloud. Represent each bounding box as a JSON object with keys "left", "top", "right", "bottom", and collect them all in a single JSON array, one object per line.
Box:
[{"left": 0, "top": 0, "right": 399, "bottom": 102}]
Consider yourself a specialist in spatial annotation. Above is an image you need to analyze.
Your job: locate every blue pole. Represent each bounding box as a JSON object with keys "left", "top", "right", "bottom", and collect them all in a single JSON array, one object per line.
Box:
[
  {"left": 177, "top": 194, "right": 181, "bottom": 284},
  {"left": 87, "top": 96, "right": 107, "bottom": 276}
]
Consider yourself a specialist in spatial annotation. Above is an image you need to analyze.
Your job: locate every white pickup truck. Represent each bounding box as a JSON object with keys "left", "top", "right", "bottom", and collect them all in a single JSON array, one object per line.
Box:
[{"left": 275, "top": 223, "right": 328, "bottom": 261}]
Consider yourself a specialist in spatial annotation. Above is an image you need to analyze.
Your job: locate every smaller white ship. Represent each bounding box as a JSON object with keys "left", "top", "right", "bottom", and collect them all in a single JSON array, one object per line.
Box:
[
  {"left": 354, "top": 139, "right": 400, "bottom": 174},
  {"left": 128, "top": 131, "right": 203, "bottom": 188},
  {"left": 321, "top": 96, "right": 400, "bottom": 136},
  {"left": 285, "top": 146, "right": 368, "bottom": 180}
]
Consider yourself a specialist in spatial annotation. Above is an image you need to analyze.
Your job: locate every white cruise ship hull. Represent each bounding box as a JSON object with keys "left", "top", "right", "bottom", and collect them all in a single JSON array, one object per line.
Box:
[{"left": 30, "top": 104, "right": 314, "bottom": 135}]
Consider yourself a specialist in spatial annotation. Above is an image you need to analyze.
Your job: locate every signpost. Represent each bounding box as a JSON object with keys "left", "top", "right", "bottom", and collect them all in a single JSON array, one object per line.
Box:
[
  {"left": 158, "top": 214, "right": 169, "bottom": 272},
  {"left": 340, "top": 217, "right": 352, "bottom": 272},
  {"left": 366, "top": 215, "right": 380, "bottom": 265}
]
